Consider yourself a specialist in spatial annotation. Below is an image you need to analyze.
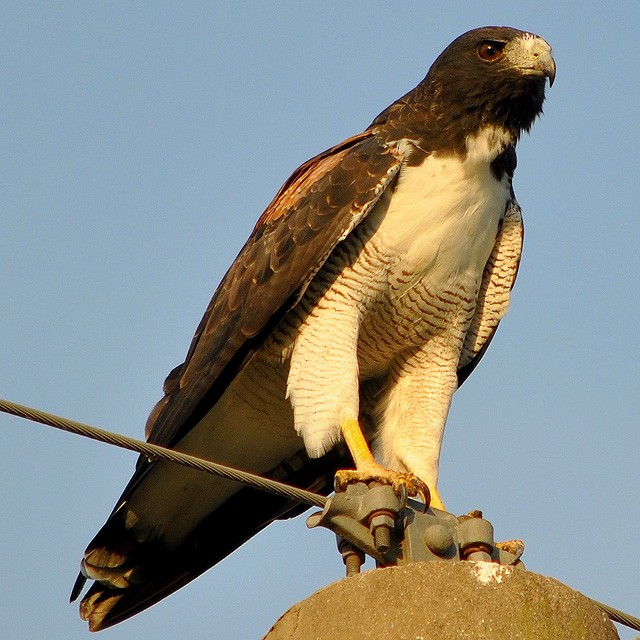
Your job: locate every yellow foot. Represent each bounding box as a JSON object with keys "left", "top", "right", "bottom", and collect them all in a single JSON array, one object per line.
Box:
[
  {"left": 336, "top": 417, "right": 445, "bottom": 510},
  {"left": 335, "top": 461, "right": 430, "bottom": 504}
]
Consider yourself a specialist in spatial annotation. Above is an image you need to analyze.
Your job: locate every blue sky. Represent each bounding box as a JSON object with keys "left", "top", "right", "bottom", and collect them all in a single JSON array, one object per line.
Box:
[{"left": 2, "top": 2, "right": 639, "bottom": 638}]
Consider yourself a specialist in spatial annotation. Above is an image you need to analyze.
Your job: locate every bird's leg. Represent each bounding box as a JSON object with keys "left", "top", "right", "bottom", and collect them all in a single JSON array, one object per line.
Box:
[{"left": 335, "top": 417, "right": 442, "bottom": 508}]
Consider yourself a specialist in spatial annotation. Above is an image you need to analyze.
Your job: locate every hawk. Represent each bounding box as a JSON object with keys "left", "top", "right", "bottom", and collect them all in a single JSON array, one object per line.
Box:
[{"left": 73, "top": 26, "right": 555, "bottom": 630}]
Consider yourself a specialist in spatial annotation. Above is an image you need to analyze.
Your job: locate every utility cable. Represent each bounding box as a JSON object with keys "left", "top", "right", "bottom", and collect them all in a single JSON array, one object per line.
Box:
[
  {"left": 591, "top": 600, "right": 640, "bottom": 633},
  {"left": 0, "top": 397, "right": 326, "bottom": 508},
  {"left": 2, "top": 396, "right": 639, "bottom": 632}
]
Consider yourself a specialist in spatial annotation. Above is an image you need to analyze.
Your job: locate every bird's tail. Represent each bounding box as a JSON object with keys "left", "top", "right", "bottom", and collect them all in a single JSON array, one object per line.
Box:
[{"left": 72, "top": 449, "right": 343, "bottom": 631}]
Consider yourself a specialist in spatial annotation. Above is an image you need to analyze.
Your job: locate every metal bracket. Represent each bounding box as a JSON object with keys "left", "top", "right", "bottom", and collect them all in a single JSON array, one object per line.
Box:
[{"left": 307, "top": 481, "right": 522, "bottom": 575}]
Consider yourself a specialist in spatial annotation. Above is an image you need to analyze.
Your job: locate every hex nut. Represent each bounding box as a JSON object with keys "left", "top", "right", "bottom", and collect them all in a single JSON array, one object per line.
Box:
[{"left": 369, "top": 512, "right": 395, "bottom": 531}]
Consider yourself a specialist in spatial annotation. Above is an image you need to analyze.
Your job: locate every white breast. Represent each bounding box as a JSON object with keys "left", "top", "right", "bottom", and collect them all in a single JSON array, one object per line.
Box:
[
  {"left": 287, "top": 134, "right": 513, "bottom": 459},
  {"left": 373, "top": 142, "right": 510, "bottom": 286}
]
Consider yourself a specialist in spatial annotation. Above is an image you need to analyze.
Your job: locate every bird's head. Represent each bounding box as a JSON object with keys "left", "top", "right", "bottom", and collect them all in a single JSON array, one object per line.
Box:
[
  {"left": 373, "top": 27, "right": 555, "bottom": 154},
  {"left": 426, "top": 26, "right": 555, "bottom": 135}
]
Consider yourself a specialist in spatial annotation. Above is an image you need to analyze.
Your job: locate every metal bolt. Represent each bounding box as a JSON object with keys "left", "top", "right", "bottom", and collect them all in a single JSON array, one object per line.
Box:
[
  {"left": 461, "top": 542, "right": 493, "bottom": 562},
  {"left": 338, "top": 540, "right": 364, "bottom": 577},
  {"left": 344, "top": 550, "right": 363, "bottom": 576},
  {"left": 369, "top": 511, "right": 396, "bottom": 553},
  {"left": 457, "top": 514, "right": 495, "bottom": 562},
  {"left": 423, "top": 523, "right": 454, "bottom": 555},
  {"left": 373, "top": 524, "right": 392, "bottom": 553}
]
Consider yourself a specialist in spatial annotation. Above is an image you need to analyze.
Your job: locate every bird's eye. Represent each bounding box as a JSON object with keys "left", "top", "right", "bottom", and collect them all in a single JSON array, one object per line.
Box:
[{"left": 478, "top": 41, "right": 505, "bottom": 61}]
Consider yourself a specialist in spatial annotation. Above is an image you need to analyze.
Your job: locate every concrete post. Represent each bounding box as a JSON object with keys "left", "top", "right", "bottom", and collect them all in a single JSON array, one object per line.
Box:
[{"left": 263, "top": 562, "right": 618, "bottom": 639}]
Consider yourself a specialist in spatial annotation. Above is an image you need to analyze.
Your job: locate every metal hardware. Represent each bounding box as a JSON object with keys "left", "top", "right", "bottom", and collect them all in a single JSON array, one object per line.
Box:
[{"left": 307, "top": 480, "right": 522, "bottom": 576}]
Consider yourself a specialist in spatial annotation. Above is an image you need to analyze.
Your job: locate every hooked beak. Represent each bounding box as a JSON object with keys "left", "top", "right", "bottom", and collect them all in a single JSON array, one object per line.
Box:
[
  {"left": 511, "top": 35, "right": 556, "bottom": 87},
  {"left": 536, "top": 49, "right": 556, "bottom": 86}
]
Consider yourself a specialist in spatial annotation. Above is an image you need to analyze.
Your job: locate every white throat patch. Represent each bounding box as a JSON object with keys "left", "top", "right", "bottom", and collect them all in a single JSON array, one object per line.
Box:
[{"left": 465, "top": 126, "right": 512, "bottom": 163}]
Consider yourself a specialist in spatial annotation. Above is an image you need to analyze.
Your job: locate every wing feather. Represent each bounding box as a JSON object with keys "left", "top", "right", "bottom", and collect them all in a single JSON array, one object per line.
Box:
[
  {"left": 73, "top": 132, "right": 405, "bottom": 621},
  {"left": 145, "top": 131, "right": 404, "bottom": 447}
]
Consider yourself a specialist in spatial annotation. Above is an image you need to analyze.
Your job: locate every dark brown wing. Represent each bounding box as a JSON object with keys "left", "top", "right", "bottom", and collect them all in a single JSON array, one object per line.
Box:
[
  {"left": 457, "top": 198, "right": 524, "bottom": 385},
  {"left": 72, "top": 130, "right": 405, "bottom": 630},
  {"left": 144, "top": 131, "right": 403, "bottom": 448}
]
